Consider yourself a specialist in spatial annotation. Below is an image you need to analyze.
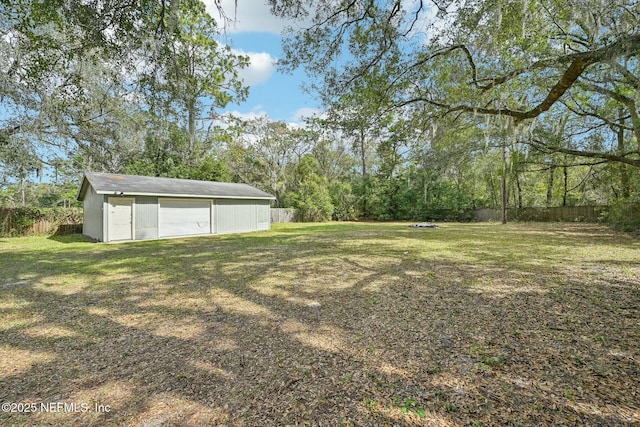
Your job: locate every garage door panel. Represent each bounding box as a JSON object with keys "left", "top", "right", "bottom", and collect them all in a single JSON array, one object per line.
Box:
[{"left": 159, "top": 199, "right": 211, "bottom": 237}]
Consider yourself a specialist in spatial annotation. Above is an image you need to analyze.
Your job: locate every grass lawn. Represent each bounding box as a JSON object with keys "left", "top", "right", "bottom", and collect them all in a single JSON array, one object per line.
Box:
[{"left": 0, "top": 222, "right": 639, "bottom": 426}]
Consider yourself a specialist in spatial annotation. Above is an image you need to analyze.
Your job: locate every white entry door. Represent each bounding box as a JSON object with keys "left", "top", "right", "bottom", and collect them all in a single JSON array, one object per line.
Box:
[{"left": 108, "top": 197, "right": 133, "bottom": 241}]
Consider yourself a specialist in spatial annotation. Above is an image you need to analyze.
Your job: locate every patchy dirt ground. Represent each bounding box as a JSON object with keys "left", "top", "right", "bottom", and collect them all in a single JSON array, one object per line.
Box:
[{"left": 0, "top": 222, "right": 638, "bottom": 426}]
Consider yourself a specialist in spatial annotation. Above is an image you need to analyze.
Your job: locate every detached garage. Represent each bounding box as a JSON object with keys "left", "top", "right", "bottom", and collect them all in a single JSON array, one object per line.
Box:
[{"left": 78, "top": 172, "right": 275, "bottom": 242}]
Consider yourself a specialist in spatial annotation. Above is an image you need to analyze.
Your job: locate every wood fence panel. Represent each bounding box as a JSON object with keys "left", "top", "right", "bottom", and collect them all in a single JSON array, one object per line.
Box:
[
  {"left": 472, "top": 206, "right": 605, "bottom": 223},
  {"left": 271, "top": 208, "right": 297, "bottom": 223},
  {"left": 0, "top": 208, "right": 83, "bottom": 237}
]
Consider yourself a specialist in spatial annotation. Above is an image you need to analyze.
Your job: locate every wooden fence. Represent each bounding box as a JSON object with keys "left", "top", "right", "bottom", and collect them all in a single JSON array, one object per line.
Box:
[
  {"left": 271, "top": 208, "right": 297, "bottom": 223},
  {"left": 0, "top": 208, "right": 83, "bottom": 237},
  {"left": 473, "top": 206, "right": 606, "bottom": 223},
  {"left": 0, "top": 205, "right": 610, "bottom": 237}
]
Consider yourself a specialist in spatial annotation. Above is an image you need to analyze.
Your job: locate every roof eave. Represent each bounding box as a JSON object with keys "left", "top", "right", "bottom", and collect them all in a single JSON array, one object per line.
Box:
[
  {"left": 76, "top": 176, "right": 90, "bottom": 201},
  {"left": 94, "top": 190, "right": 275, "bottom": 200}
]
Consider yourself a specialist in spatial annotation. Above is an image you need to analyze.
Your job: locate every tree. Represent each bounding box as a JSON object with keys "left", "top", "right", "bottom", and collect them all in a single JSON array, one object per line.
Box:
[
  {"left": 269, "top": 0, "right": 640, "bottom": 167},
  {"left": 0, "top": 0, "right": 158, "bottom": 149},
  {"left": 139, "top": 0, "right": 248, "bottom": 166},
  {"left": 0, "top": 137, "right": 40, "bottom": 206},
  {"left": 267, "top": 0, "right": 640, "bottom": 224},
  {"left": 307, "top": 121, "right": 359, "bottom": 219},
  {"left": 290, "top": 155, "right": 334, "bottom": 222},
  {"left": 190, "top": 155, "right": 231, "bottom": 182},
  {"left": 323, "top": 68, "right": 405, "bottom": 218},
  {"left": 225, "top": 117, "right": 314, "bottom": 205},
  {"left": 0, "top": 0, "right": 246, "bottom": 178}
]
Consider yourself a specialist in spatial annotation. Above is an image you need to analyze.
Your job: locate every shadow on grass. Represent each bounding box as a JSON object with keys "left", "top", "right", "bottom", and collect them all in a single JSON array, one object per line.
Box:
[
  {"left": 47, "top": 233, "right": 95, "bottom": 244},
  {"left": 0, "top": 223, "right": 638, "bottom": 426}
]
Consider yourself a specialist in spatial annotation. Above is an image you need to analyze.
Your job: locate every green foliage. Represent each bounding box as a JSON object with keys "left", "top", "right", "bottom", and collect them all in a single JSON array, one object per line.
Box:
[
  {"left": 604, "top": 195, "right": 640, "bottom": 232},
  {"left": 393, "top": 397, "right": 427, "bottom": 418},
  {"left": 124, "top": 124, "right": 231, "bottom": 182},
  {"left": 444, "top": 402, "right": 458, "bottom": 412},
  {"left": 267, "top": 0, "right": 640, "bottom": 221},
  {"left": 33, "top": 183, "right": 79, "bottom": 208},
  {"left": 139, "top": 0, "right": 248, "bottom": 150},
  {"left": 0, "top": 207, "right": 82, "bottom": 237},
  {"left": 0, "top": 137, "right": 41, "bottom": 192},
  {"left": 1, "top": 0, "right": 246, "bottom": 179},
  {"left": 125, "top": 126, "right": 191, "bottom": 178},
  {"left": 190, "top": 156, "right": 231, "bottom": 182},
  {"left": 5, "top": 0, "right": 639, "bottom": 225},
  {"left": 329, "top": 181, "right": 359, "bottom": 221},
  {"left": 292, "top": 181, "right": 334, "bottom": 222},
  {"left": 0, "top": 182, "right": 81, "bottom": 209},
  {"left": 224, "top": 119, "right": 323, "bottom": 207},
  {"left": 3, "top": 208, "right": 45, "bottom": 235},
  {"left": 290, "top": 155, "right": 334, "bottom": 222}
]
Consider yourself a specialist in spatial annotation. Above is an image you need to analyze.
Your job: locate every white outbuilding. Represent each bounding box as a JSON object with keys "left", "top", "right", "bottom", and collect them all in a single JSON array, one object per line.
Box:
[{"left": 77, "top": 172, "right": 275, "bottom": 242}]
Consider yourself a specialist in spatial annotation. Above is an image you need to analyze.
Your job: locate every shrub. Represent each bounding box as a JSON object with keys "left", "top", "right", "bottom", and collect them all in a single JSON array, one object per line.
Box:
[
  {"left": 0, "top": 207, "right": 82, "bottom": 237},
  {"left": 292, "top": 178, "right": 334, "bottom": 222},
  {"left": 290, "top": 155, "right": 334, "bottom": 222},
  {"left": 604, "top": 196, "right": 640, "bottom": 232}
]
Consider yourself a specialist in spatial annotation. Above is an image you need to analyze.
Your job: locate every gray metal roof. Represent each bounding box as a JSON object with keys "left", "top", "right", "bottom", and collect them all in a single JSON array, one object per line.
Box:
[{"left": 78, "top": 172, "right": 275, "bottom": 200}]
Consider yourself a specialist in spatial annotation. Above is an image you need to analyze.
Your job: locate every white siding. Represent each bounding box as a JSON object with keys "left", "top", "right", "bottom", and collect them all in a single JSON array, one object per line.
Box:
[
  {"left": 257, "top": 201, "right": 271, "bottom": 231},
  {"left": 135, "top": 196, "right": 159, "bottom": 240},
  {"left": 82, "top": 178, "right": 273, "bottom": 242},
  {"left": 216, "top": 200, "right": 267, "bottom": 234},
  {"left": 82, "top": 186, "right": 104, "bottom": 241}
]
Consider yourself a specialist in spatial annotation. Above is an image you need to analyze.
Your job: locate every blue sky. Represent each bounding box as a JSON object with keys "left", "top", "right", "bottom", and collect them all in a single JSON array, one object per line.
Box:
[{"left": 210, "top": 0, "right": 321, "bottom": 124}]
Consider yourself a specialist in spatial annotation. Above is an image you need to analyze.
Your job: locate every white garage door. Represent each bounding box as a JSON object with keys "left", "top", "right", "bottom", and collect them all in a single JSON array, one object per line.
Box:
[{"left": 159, "top": 199, "right": 211, "bottom": 237}]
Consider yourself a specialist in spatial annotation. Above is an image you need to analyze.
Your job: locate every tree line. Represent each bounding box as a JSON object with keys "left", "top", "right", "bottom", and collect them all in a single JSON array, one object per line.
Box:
[{"left": 1, "top": 0, "right": 639, "bottom": 229}]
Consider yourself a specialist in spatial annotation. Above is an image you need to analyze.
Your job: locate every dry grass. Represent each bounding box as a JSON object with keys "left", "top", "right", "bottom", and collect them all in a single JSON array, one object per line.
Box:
[{"left": 0, "top": 222, "right": 639, "bottom": 426}]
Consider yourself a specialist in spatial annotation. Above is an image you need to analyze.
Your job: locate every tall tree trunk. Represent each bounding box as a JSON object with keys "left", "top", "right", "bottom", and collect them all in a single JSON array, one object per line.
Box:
[
  {"left": 516, "top": 173, "right": 523, "bottom": 209},
  {"left": 512, "top": 156, "right": 523, "bottom": 209},
  {"left": 359, "top": 128, "right": 366, "bottom": 178},
  {"left": 20, "top": 177, "right": 26, "bottom": 207},
  {"left": 423, "top": 178, "right": 427, "bottom": 203},
  {"left": 546, "top": 164, "right": 555, "bottom": 207},
  {"left": 562, "top": 163, "right": 569, "bottom": 207},
  {"left": 359, "top": 127, "right": 368, "bottom": 217},
  {"left": 618, "top": 108, "right": 630, "bottom": 199},
  {"left": 488, "top": 171, "right": 497, "bottom": 208},
  {"left": 501, "top": 141, "right": 507, "bottom": 224},
  {"left": 188, "top": 100, "right": 197, "bottom": 166}
]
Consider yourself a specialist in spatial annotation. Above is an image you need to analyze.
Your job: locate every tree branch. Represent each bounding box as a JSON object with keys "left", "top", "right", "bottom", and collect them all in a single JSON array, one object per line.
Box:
[
  {"left": 612, "top": 61, "right": 640, "bottom": 91},
  {"left": 398, "top": 33, "right": 640, "bottom": 123},
  {"left": 0, "top": 125, "right": 21, "bottom": 140},
  {"left": 401, "top": 0, "right": 424, "bottom": 37},
  {"left": 471, "top": 33, "right": 640, "bottom": 93},
  {"left": 527, "top": 138, "right": 640, "bottom": 167},
  {"left": 561, "top": 97, "right": 633, "bottom": 133},
  {"left": 582, "top": 81, "right": 640, "bottom": 148}
]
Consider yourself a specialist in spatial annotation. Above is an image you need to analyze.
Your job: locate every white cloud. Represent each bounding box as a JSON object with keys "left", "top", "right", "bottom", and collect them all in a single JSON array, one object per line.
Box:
[
  {"left": 400, "top": 0, "right": 457, "bottom": 45},
  {"left": 233, "top": 50, "right": 276, "bottom": 86},
  {"left": 223, "top": 105, "right": 269, "bottom": 122},
  {"left": 221, "top": 106, "right": 326, "bottom": 134},
  {"left": 291, "top": 107, "right": 323, "bottom": 123},
  {"left": 206, "top": 0, "right": 299, "bottom": 34}
]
